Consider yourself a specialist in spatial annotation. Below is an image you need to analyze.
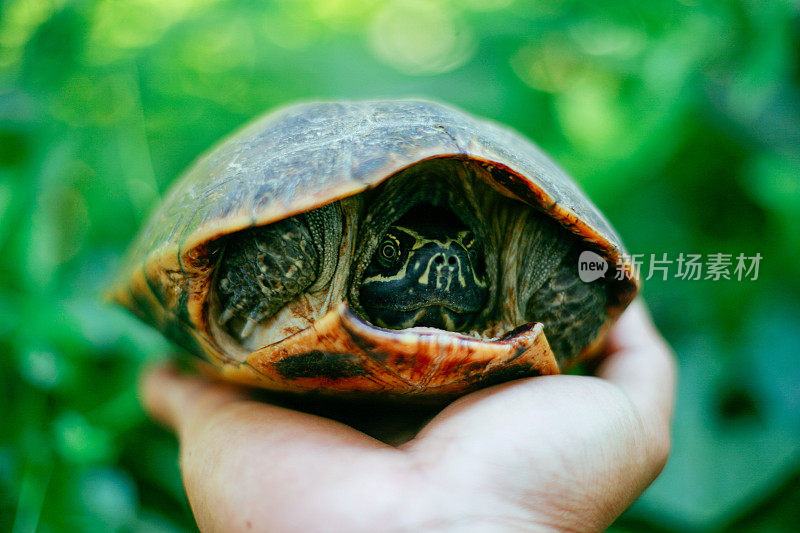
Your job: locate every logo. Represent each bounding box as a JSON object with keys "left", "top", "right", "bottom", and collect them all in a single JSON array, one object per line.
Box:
[{"left": 578, "top": 250, "right": 608, "bottom": 282}]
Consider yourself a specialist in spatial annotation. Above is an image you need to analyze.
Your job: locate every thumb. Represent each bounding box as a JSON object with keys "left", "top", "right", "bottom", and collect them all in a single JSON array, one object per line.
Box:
[{"left": 138, "top": 363, "right": 248, "bottom": 437}]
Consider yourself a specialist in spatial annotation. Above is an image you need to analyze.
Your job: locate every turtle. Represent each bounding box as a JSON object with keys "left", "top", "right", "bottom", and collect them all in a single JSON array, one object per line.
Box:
[{"left": 108, "top": 99, "right": 639, "bottom": 399}]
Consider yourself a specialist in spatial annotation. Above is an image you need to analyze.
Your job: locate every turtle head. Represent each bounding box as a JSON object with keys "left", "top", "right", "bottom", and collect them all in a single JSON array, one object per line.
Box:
[{"left": 359, "top": 204, "right": 488, "bottom": 331}]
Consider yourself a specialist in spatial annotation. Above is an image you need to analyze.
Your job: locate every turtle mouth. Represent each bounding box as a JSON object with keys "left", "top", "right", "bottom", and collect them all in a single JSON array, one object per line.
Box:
[
  {"left": 237, "top": 303, "right": 561, "bottom": 397},
  {"left": 365, "top": 299, "right": 479, "bottom": 314},
  {"left": 361, "top": 303, "right": 480, "bottom": 332}
]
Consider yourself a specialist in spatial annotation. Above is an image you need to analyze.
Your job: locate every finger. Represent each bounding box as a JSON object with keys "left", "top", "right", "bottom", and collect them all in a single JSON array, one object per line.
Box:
[
  {"left": 138, "top": 363, "right": 248, "bottom": 436},
  {"left": 139, "top": 365, "right": 418, "bottom": 531},
  {"left": 602, "top": 298, "right": 671, "bottom": 355},
  {"left": 406, "top": 375, "right": 664, "bottom": 530},
  {"left": 138, "top": 363, "right": 407, "bottom": 460},
  {"left": 596, "top": 299, "right": 677, "bottom": 437},
  {"left": 404, "top": 300, "right": 677, "bottom": 529}
]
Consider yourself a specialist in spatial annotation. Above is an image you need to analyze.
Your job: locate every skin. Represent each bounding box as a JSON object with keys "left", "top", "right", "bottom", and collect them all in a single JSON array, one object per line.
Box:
[{"left": 140, "top": 299, "right": 675, "bottom": 532}]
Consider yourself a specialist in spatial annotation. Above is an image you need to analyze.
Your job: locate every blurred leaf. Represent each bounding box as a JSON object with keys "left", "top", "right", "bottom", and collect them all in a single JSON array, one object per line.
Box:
[
  {"left": 17, "top": 350, "right": 66, "bottom": 390},
  {"left": 53, "top": 412, "right": 115, "bottom": 466},
  {"left": 75, "top": 466, "right": 138, "bottom": 530},
  {"left": 631, "top": 310, "right": 800, "bottom": 530}
]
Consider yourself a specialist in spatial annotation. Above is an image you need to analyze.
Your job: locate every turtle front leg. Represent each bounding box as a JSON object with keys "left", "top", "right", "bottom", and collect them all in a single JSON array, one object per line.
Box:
[
  {"left": 525, "top": 246, "right": 607, "bottom": 365},
  {"left": 217, "top": 216, "right": 319, "bottom": 338}
]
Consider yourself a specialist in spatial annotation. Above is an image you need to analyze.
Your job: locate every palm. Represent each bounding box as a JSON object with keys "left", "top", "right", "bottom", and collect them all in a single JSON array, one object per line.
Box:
[{"left": 141, "top": 301, "right": 674, "bottom": 532}]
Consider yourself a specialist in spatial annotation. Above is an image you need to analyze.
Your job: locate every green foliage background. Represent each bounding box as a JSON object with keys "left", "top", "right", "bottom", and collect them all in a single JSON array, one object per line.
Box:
[{"left": 1, "top": 0, "right": 798, "bottom": 531}]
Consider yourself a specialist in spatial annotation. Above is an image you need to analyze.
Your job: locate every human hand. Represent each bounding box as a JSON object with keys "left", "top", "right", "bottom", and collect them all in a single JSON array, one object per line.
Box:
[{"left": 140, "top": 299, "right": 675, "bottom": 532}]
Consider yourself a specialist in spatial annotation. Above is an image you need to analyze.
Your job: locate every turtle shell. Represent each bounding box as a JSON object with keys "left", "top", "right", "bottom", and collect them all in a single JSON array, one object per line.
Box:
[{"left": 109, "top": 99, "right": 639, "bottom": 398}]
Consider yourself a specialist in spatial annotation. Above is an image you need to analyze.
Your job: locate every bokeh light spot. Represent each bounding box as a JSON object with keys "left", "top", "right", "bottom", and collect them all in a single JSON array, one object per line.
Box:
[
  {"left": 460, "top": 0, "right": 514, "bottom": 11},
  {"left": 87, "top": 0, "right": 221, "bottom": 63},
  {"left": 569, "top": 21, "right": 646, "bottom": 58},
  {"left": 19, "top": 350, "right": 63, "bottom": 389},
  {"left": 554, "top": 73, "right": 625, "bottom": 155},
  {"left": 368, "top": 0, "right": 475, "bottom": 75},
  {"left": 0, "top": 0, "right": 59, "bottom": 68},
  {"left": 510, "top": 38, "right": 585, "bottom": 93}
]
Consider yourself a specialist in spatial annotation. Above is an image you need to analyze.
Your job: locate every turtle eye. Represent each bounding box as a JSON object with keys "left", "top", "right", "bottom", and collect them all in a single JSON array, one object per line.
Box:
[{"left": 378, "top": 238, "right": 401, "bottom": 267}]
